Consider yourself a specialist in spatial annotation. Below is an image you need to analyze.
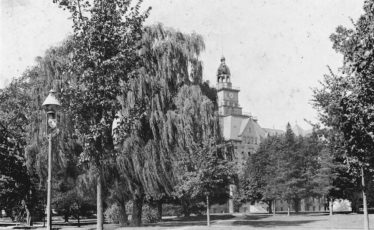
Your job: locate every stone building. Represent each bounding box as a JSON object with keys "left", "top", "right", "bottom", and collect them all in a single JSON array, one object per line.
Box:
[
  {"left": 216, "top": 57, "right": 283, "bottom": 174},
  {"left": 211, "top": 57, "right": 283, "bottom": 213},
  {"left": 211, "top": 57, "right": 339, "bottom": 214}
]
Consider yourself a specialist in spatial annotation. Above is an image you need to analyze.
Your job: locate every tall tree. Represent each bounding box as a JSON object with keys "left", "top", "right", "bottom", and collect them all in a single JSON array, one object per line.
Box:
[
  {"left": 171, "top": 86, "right": 233, "bottom": 225},
  {"left": 240, "top": 125, "right": 330, "bottom": 215},
  {"left": 238, "top": 134, "right": 283, "bottom": 214},
  {"left": 0, "top": 76, "right": 41, "bottom": 225},
  {"left": 313, "top": 1, "right": 374, "bottom": 229},
  {"left": 278, "top": 124, "right": 305, "bottom": 214},
  {"left": 114, "top": 23, "right": 209, "bottom": 225},
  {"left": 22, "top": 39, "right": 88, "bottom": 226},
  {"left": 54, "top": 1, "right": 150, "bottom": 229}
]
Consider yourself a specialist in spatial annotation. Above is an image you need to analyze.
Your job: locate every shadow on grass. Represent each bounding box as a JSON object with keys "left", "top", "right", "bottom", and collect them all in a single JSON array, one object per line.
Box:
[
  {"left": 0, "top": 223, "right": 15, "bottom": 227},
  {"left": 10, "top": 220, "right": 98, "bottom": 229},
  {"left": 164, "top": 214, "right": 236, "bottom": 222},
  {"left": 148, "top": 221, "right": 208, "bottom": 227},
  {"left": 241, "top": 215, "right": 271, "bottom": 220},
  {"left": 53, "top": 221, "right": 96, "bottom": 226},
  {"left": 232, "top": 220, "right": 321, "bottom": 227},
  {"left": 145, "top": 214, "right": 236, "bottom": 227}
]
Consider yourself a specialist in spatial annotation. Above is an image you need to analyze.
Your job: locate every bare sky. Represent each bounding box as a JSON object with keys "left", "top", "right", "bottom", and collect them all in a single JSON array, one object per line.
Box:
[{"left": 0, "top": 0, "right": 365, "bottom": 130}]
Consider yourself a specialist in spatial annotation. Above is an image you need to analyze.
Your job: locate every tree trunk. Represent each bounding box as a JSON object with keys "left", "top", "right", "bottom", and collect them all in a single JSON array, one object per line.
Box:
[
  {"left": 77, "top": 212, "right": 80, "bottom": 227},
  {"left": 181, "top": 199, "right": 191, "bottom": 217},
  {"left": 97, "top": 175, "right": 103, "bottom": 230},
  {"left": 268, "top": 201, "right": 272, "bottom": 214},
  {"left": 64, "top": 212, "right": 69, "bottom": 223},
  {"left": 287, "top": 202, "right": 290, "bottom": 216},
  {"left": 361, "top": 166, "right": 369, "bottom": 230},
  {"left": 9, "top": 209, "right": 14, "bottom": 222},
  {"left": 206, "top": 195, "right": 210, "bottom": 227},
  {"left": 131, "top": 195, "right": 143, "bottom": 226},
  {"left": 25, "top": 206, "right": 32, "bottom": 226},
  {"left": 272, "top": 200, "right": 276, "bottom": 216},
  {"left": 43, "top": 208, "right": 46, "bottom": 227},
  {"left": 329, "top": 198, "right": 333, "bottom": 216},
  {"left": 350, "top": 193, "right": 360, "bottom": 213},
  {"left": 293, "top": 199, "right": 300, "bottom": 213},
  {"left": 157, "top": 200, "right": 162, "bottom": 221},
  {"left": 228, "top": 185, "right": 234, "bottom": 214},
  {"left": 118, "top": 201, "right": 128, "bottom": 226},
  {"left": 22, "top": 200, "right": 32, "bottom": 226}
]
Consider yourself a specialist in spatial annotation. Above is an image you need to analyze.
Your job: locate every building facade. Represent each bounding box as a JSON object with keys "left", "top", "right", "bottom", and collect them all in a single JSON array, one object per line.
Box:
[
  {"left": 216, "top": 57, "right": 283, "bottom": 175},
  {"left": 212, "top": 57, "right": 336, "bottom": 214}
]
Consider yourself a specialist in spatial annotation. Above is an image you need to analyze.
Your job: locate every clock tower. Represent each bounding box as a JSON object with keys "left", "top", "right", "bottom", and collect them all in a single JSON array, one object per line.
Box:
[{"left": 216, "top": 57, "right": 242, "bottom": 116}]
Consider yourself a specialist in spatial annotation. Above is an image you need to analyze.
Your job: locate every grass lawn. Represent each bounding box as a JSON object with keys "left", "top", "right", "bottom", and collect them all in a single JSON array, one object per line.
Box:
[
  {"left": 117, "top": 213, "right": 374, "bottom": 230},
  {"left": 3, "top": 213, "right": 374, "bottom": 230}
]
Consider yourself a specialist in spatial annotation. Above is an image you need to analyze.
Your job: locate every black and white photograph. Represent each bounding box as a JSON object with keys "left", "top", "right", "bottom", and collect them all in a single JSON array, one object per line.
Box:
[{"left": 1, "top": 1, "right": 373, "bottom": 229}]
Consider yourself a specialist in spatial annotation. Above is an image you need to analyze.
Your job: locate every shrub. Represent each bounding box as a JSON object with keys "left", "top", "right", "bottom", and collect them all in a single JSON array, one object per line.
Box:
[
  {"left": 104, "top": 203, "right": 121, "bottom": 224},
  {"left": 142, "top": 204, "right": 159, "bottom": 223},
  {"left": 162, "top": 204, "right": 183, "bottom": 217}
]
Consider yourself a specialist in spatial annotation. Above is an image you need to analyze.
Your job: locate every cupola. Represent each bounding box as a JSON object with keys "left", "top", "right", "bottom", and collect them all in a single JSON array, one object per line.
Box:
[{"left": 217, "top": 56, "right": 231, "bottom": 83}]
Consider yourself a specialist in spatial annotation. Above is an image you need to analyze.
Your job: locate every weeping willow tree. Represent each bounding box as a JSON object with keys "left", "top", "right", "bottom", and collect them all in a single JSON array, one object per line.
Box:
[
  {"left": 115, "top": 24, "right": 233, "bottom": 225},
  {"left": 28, "top": 40, "right": 91, "bottom": 224},
  {"left": 0, "top": 36, "right": 88, "bottom": 225},
  {"left": 171, "top": 85, "right": 233, "bottom": 221},
  {"left": 0, "top": 77, "right": 34, "bottom": 224},
  {"left": 5, "top": 36, "right": 105, "bottom": 225}
]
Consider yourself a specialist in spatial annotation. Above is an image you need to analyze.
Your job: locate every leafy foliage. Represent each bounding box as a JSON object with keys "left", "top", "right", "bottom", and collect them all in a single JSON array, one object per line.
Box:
[
  {"left": 53, "top": 0, "right": 150, "bottom": 227},
  {"left": 239, "top": 125, "right": 333, "bottom": 212},
  {"left": 313, "top": 0, "right": 374, "bottom": 178},
  {"left": 313, "top": 1, "right": 374, "bottom": 221},
  {"left": 55, "top": 0, "right": 150, "bottom": 170},
  {"left": 238, "top": 135, "right": 283, "bottom": 206},
  {"left": 0, "top": 76, "right": 42, "bottom": 224},
  {"left": 115, "top": 24, "right": 232, "bottom": 221}
]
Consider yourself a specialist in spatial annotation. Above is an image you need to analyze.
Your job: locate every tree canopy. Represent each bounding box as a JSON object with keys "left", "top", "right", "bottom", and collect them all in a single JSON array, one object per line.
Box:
[
  {"left": 313, "top": 1, "right": 374, "bottom": 228},
  {"left": 239, "top": 125, "right": 334, "bottom": 214}
]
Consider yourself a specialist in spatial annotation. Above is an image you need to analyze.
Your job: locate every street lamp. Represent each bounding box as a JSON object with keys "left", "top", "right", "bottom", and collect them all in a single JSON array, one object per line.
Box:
[{"left": 42, "top": 89, "right": 61, "bottom": 230}]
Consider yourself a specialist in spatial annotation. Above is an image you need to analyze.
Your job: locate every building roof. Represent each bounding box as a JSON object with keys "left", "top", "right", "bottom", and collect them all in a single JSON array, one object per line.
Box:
[
  {"left": 239, "top": 118, "right": 266, "bottom": 138},
  {"left": 221, "top": 115, "right": 245, "bottom": 140},
  {"left": 221, "top": 115, "right": 266, "bottom": 141},
  {"left": 291, "top": 123, "right": 312, "bottom": 137},
  {"left": 238, "top": 118, "right": 250, "bottom": 136},
  {"left": 263, "top": 128, "right": 285, "bottom": 136}
]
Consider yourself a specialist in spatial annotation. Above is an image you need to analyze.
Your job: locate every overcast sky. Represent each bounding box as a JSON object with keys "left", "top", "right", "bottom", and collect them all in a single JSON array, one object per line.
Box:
[{"left": 0, "top": 0, "right": 365, "bottom": 130}]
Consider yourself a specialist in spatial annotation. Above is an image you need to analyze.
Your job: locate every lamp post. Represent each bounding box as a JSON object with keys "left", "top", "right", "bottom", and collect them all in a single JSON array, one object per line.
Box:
[{"left": 42, "top": 89, "right": 61, "bottom": 230}]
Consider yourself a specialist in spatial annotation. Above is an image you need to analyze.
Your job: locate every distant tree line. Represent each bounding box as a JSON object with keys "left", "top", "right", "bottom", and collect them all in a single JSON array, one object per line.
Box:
[
  {"left": 237, "top": 4, "right": 374, "bottom": 230},
  {"left": 312, "top": 1, "right": 374, "bottom": 229},
  {"left": 236, "top": 123, "right": 372, "bottom": 215}
]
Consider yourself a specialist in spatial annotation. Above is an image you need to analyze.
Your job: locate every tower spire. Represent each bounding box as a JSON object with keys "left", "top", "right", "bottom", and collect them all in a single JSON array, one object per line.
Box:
[{"left": 217, "top": 56, "right": 231, "bottom": 83}]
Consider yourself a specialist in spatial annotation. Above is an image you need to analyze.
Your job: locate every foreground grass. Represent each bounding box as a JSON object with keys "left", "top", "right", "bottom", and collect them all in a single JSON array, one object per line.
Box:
[
  {"left": 3, "top": 213, "right": 374, "bottom": 230},
  {"left": 119, "top": 213, "right": 374, "bottom": 230}
]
